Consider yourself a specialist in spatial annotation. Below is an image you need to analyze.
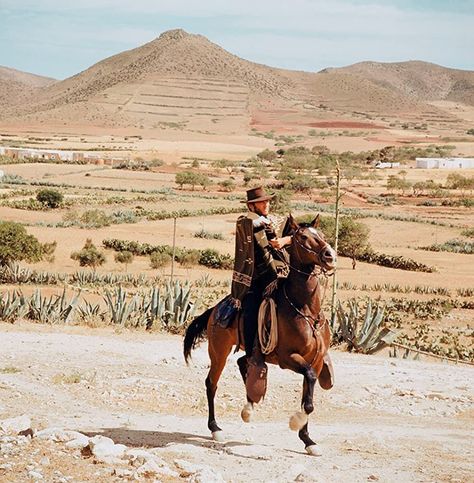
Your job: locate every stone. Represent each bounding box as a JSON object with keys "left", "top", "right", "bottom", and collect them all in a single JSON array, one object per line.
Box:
[
  {"left": 65, "top": 434, "right": 89, "bottom": 449},
  {"left": 135, "top": 459, "right": 178, "bottom": 478},
  {"left": 0, "top": 415, "right": 32, "bottom": 434},
  {"left": 28, "top": 470, "right": 43, "bottom": 480},
  {"left": 35, "top": 428, "right": 87, "bottom": 443}
]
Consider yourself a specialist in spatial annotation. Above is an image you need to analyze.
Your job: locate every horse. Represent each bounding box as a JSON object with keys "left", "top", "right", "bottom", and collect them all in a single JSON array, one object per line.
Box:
[{"left": 183, "top": 214, "right": 337, "bottom": 455}]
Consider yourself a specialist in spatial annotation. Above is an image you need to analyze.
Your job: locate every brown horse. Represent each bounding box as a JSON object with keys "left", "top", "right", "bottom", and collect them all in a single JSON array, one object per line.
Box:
[{"left": 183, "top": 214, "right": 336, "bottom": 455}]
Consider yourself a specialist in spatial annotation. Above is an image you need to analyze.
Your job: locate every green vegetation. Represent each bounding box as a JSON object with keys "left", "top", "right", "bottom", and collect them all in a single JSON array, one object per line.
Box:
[
  {"left": 71, "top": 239, "right": 106, "bottom": 271},
  {"left": 0, "top": 221, "right": 56, "bottom": 266},
  {"left": 175, "top": 171, "right": 211, "bottom": 190},
  {"left": 103, "top": 238, "right": 233, "bottom": 270},
  {"left": 419, "top": 239, "right": 474, "bottom": 254},
  {"left": 36, "top": 188, "right": 64, "bottom": 208},
  {"left": 150, "top": 252, "right": 172, "bottom": 269},
  {"left": 114, "top": 251, "right": 134, "bottom": 270},
  {"left": 193, "top": 228, "right": 224, "bottom": 240}
]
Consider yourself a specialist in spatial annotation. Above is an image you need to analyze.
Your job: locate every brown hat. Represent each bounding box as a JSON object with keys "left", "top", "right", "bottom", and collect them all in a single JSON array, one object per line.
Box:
[{"left": 243, "top": 186, "right": 274, "bottom": 203}]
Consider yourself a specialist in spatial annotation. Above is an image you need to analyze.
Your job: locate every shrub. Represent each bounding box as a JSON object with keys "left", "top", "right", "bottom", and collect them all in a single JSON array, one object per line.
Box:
[
  {"left": 114, "top": 251, "right": 134, "bottom": 270},
  {"left": 150, "top": 252, "right": 172, "bottom": 269},
  {"left": 194, "top": 228, "right": 224, "bottom": 240},
  {"left": 419, "top": 239, "right": 474, "bottom": 255},
  {"left": 71, "top": 239, "right": 106, "bottom": 270},
  {"left": 0, "top": 221, "right": 55, "bottom": 266},
  {"left": 36, "top": 188, "right": 63, "bottom": 208}
]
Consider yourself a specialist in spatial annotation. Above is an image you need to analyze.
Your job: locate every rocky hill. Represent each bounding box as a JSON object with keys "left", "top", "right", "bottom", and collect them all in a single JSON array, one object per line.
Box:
[
  {"left": 322, "top": 61, "right": 474, "bottom": 106},
  {"left": 0, "top": 30, "right": 471, "bottom": 133},
  {"left": 0, "top": 66, "right": 55, "bottom": 109}
]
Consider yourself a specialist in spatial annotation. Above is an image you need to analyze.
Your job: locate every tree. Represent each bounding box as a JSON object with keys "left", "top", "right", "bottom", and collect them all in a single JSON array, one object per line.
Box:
[
  {"left": 71, "top": 239, "right": 106, "bottom": 271},
  {"left": 218, "top": 179, "right": 236, "bottom": 192},
  {"left": 256, "top": 149, "right": 277, "bottom": 162},
  {"left": 150, "top": 251, "right": 171, "bottom": 269},
  {"left": 0, "top": 221, "right": 56, "bottom": 266},
  {"left": 175, "top": 171, "right": 211, "bottom": 190},
  {"left": 36, "top": 188, "right": 63, "bottom": 208},
  {"left": 319, "top": 216, "right": 370, "bottom": 269},
  {"left": 114, "top": 251, "right": 134, "bottom": 271}
]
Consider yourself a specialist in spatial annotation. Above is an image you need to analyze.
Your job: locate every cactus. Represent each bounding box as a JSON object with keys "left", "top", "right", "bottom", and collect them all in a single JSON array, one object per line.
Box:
[
  {"left": 27, "top": 287, "right": 80, "bottom": 324},
  {"left": 334, "top": 299, "right": 398, "bottom": 354},
  {"left": 103, "top": 286, "right": 139, "bottom": 326},
  {"left": 0, "top": 291, "right": 28, "bottom": 323}
]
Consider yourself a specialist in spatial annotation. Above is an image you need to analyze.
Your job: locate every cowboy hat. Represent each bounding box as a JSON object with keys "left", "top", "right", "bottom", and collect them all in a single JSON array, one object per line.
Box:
[{"left": 242, "top": 186, "right": 274, "bottom": 204}]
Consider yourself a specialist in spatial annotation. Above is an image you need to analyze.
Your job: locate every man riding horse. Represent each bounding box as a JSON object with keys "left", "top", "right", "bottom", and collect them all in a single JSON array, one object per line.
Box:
[{"left": 231, "top": 186, "right": 292, "bottom": 402}]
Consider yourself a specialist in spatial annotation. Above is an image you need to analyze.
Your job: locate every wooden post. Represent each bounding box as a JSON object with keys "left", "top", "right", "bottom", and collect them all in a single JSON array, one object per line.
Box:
[
  {"left": 170, "top": 217, "right": 177, "bottom": 283},
  {"left": 330, "top": 161, "right": 341, "bottom": 328}
]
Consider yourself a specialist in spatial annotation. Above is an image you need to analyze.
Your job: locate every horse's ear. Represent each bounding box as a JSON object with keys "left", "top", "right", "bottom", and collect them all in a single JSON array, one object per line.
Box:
[
  {"left": 287, "top": 213, "right": 299, "bottom": 232},
  {"left": 311, "top": 214, "right": 320, "bottom": 228}
]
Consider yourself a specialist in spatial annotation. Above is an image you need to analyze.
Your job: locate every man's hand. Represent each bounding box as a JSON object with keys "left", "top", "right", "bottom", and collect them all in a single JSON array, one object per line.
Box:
[{"left": 269, "top": 236, "right": 292, "bottom": 250}]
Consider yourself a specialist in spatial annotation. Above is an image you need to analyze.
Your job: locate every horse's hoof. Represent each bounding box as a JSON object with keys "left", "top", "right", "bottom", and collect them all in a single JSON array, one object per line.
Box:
[
  {"left": 241, "top": 402, "right": 253, "bottom": 423},
  {"left": 289, "top": 411, "right": 308, "bottom": 431},
  {"left": 211, "top": 431, "right": 225, "bottom": 442},
  {"left": 306, "top": 444, "right": 322, "bottom": 456}
]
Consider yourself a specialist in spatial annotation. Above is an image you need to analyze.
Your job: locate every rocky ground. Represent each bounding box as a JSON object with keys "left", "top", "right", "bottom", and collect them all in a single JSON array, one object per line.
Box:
[{"left": 0, "top": 322, "right": 473, "bottom": 482}]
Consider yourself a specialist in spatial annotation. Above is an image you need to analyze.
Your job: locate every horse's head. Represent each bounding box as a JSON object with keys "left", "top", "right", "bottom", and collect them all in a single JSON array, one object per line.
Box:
[{"left": 287, "top": 214, "right": 337, "bottom": 272}]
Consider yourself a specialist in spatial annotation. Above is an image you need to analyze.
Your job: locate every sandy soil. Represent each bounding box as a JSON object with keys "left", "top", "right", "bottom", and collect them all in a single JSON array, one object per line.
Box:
[{"left": 0, "top": 322, "right": 473, "bottom": 483}]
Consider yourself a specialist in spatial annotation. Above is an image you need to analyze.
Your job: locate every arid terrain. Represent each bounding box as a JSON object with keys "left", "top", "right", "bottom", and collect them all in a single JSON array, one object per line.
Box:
[
  {"left": 0, "top": 322, "right": 473, "bottom": 482},
  {"left": 0, "top": 27, "right": 473, "bottom": 483}
]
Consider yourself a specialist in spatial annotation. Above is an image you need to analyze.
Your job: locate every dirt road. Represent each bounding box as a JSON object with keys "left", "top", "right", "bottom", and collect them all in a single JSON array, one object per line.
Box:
[{"left": 0, "top": 322, "right": 472, "bottom": 482}]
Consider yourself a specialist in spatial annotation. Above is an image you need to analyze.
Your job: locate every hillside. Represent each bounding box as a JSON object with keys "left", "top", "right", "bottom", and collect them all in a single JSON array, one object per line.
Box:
[
  {"left": 0, "top": 66, "right": 56, "bottom": 109},
  {"left": 323, "top": 60, "right": 474, "bottom": 106},
  {"left": 0, "top": 30, "right": 471, "bottom": 134}
]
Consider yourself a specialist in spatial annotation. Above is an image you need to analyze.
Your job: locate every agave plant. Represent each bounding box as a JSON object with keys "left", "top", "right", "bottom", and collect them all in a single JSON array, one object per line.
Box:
[
  {"left": 0, "top": 290, "right": 28, "bottom": 323},
  {"left": 103, "top": 286, "right": 140, "bottom": 326},
  {"left": 27, "top": 287, "right": 80, "bottom": 324},
  {"left": 334, "top": 299, "right": 398, "bottom": 354},
  {"left": 161, "top": 281, "right": 195, "bottom": 332},
  {"left": 76, "top": 300, "right": 106, "bottom": 324}
]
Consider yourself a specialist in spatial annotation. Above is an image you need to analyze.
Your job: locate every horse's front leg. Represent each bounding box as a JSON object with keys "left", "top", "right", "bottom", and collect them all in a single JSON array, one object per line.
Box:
[{"left": 286, "top": 355, "right": 322, "bottom": 456}]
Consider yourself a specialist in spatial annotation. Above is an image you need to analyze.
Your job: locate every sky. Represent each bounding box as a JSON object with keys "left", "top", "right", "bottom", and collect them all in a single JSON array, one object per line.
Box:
[{"left": 1, "top": 0, "right": 473, "bottom": 80}]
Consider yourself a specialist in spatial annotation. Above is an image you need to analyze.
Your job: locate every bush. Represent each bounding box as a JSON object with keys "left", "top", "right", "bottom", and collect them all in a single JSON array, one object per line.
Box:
[
  {"left": 36, "top": 188, "right": 63, "bottom": 208},
  {"left": 0, "top": 221, "right": 55, "bottom": 266},
  {"left": 114, "top": 251, "right": 134, "bottom": 270},
  {"left": 71, "top": 239, "right": 106, "bottom": 270},
  {"left": 150, "top": 252, "right": 172, "bottom": 269}
]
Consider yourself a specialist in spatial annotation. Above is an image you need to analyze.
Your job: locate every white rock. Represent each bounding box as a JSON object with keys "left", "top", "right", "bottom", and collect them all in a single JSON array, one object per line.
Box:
[
  {"left": 174, "top": 459, "right": 224, "bottom": 482},
  {"left": 65, "top": 434, "right": 89, "bottom": 449},
  {"left": 125, "top": 448, "right": 166, "bottom": 467},
  {"left": 0, "top": 415, "right": 31, "bottom": 434},
  {"left": 35, "top": 428, "right": 87, "bottom": 443},
  {"left": 88, "top": 435, "right": 115, "bottom": 448},
  {"left": 189, "top": 468, "right": 225, "bottom": 483},
  {"left": 92, "top": 442, "right": 127, "bottom": 463},
  {"left": 28, "top": 470, "right": 43, "bottom": 480},
  {"left": 135, "top": 459, "right": 178, "bottom": 478}
]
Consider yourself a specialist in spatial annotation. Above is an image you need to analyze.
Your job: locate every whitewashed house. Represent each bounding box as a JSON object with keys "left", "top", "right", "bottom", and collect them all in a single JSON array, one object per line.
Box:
[{"left": 416, "top": 158, "right": 474, "bottom": 169}]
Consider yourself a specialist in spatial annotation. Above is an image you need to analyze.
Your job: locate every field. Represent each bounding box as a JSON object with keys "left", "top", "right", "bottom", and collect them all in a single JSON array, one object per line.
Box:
[{"left": 0, "top": 134, "right": 473, "bottom": 482}]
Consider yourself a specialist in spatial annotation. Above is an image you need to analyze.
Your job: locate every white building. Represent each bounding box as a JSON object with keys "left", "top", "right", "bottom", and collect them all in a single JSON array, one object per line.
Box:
[{"left": 416, "top": 158, "right": 474, "bottom": 169}]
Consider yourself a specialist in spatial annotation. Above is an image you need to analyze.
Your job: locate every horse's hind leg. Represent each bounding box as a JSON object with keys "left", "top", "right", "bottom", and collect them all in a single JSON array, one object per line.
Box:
[
  {"left": 237, "top": 356, "right": 254, "bottom": 422},
  {"left": 206, "top": 331, "right": 233, "bottom": 441}
]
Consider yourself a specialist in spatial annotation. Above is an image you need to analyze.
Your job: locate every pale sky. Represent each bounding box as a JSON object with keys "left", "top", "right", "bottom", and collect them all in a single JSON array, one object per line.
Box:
[{"left": 1, "top": 0, "right": 473, "bottom": 80}]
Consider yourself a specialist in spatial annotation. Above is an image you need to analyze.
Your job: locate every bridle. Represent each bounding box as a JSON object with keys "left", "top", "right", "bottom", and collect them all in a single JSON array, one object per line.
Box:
[{"left": 289, "top": 226, "right": 335, "bottom": 277}]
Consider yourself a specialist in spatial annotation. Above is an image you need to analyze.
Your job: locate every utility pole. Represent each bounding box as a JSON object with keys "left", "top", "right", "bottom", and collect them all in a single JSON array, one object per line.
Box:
[
  {"left": 170, "top": 217, "right": 177, "bottom": 284},
  {"left": 330, "top": 161, "right": 342, "bottom": 329}
]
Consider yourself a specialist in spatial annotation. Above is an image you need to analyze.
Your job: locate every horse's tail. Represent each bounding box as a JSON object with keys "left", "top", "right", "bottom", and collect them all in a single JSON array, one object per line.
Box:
[{"left": 183, "top": 307, "right": 213, "bottom": 364}]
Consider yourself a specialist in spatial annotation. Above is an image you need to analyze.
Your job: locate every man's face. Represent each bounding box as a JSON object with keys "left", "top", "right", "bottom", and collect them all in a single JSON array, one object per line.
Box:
[{"left": 252, "top": 200, "right": 270, "bottom": 216}]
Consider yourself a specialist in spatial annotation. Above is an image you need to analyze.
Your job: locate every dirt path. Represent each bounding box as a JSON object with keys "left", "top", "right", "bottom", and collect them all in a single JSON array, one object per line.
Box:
[{"left": 0, "top": 322, "right": 473, "bottom": 482}]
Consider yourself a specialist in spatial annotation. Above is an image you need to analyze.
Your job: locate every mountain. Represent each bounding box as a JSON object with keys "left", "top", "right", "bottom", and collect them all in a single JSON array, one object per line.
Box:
[
  {"left": 0, "top": 66, "right": 56, "bottom": 109},
  {"left": 0, "top": 30, "right": 471, "bottom": 134},
  {"left": 321, "top": 61, "right": 474, "bottom": 106}
]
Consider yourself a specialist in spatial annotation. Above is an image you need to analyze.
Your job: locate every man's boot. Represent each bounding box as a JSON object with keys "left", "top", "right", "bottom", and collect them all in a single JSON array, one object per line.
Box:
[{"left": 245, "top": 347, "right": 268, "bottom": 403}]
